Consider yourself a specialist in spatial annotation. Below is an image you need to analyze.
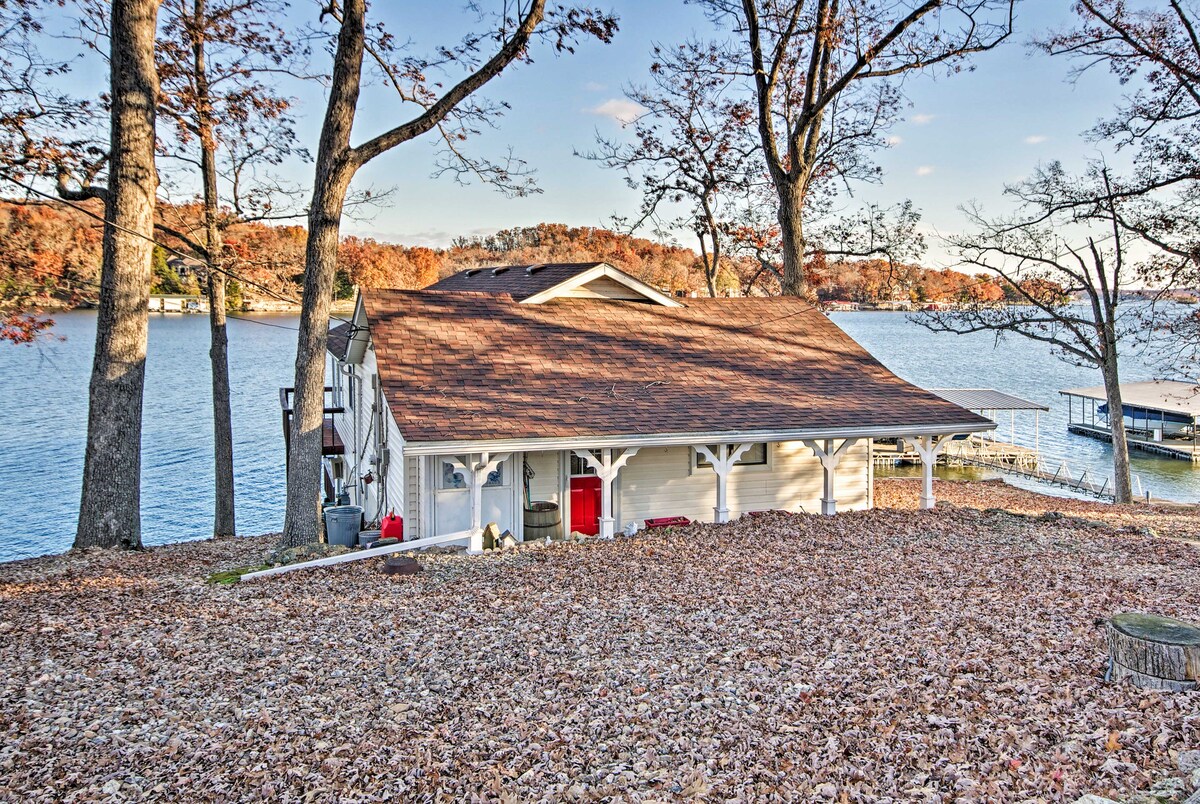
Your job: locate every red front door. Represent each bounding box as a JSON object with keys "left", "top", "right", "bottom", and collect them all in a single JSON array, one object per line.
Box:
[{"left": 569, "top": 476, "right": 602, "bottom": 535}]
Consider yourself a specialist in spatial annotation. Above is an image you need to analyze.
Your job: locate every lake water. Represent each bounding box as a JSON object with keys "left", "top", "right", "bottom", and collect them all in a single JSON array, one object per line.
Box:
[
  {"left": 0, "top": 309, "right": 1196, "bottom": 562},
  {"left": 830, "top": 311, "right": 1200, "bottom": 505},
  {"left": 0, "top": 312, "right": 299, "bottom": 561}
]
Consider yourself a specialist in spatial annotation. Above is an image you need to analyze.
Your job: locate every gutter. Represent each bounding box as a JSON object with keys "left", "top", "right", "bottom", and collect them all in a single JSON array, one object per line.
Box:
[{"left": 403, "top": 420, "right": 996, "bottom": 457}]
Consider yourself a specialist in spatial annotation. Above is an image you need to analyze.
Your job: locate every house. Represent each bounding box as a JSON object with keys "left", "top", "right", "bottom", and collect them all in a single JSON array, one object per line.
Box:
[
  {"left": 149, "top": 294, "right": 206, "bottom": 313},
  {"left": 825, "top": 299, "right": 860, "bottom": 312},
  {"left": 167, "top": 254, "right": 206, "bottom": 281},
  {"left": 310, "top": 262, "right": 993, "bottom": 553}
]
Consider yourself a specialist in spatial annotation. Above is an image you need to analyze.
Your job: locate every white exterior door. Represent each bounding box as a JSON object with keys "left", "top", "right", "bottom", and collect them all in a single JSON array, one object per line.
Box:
[{"left": 431, "top": 456, "right": 516, "bottom": 535}]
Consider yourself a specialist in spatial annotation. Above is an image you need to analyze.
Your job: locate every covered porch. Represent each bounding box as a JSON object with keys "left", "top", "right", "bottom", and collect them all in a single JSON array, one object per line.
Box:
[{"left": 411, "top": 433, "right": 965, "bottom": 552}]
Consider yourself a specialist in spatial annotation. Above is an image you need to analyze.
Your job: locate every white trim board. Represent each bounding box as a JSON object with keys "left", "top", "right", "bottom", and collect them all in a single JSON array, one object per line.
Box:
[
  {"left": 520, "top": 263, "right": 683, "bottom": 307},
  {"left": 403, "top": 421, "right": 995, "bottom": 457}
]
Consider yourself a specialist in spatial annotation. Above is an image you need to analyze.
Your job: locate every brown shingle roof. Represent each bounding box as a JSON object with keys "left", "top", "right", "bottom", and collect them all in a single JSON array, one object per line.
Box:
[
  {"left": 428, "top": 262, "right": 607, "bottom": 300},
  {"left": 363, "top": 290, "right": 993, "bottom": 444}
]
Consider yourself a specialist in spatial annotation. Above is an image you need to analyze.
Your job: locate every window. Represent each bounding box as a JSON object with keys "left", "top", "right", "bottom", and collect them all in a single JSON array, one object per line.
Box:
[
  {"left": 694, "top": 443, "right": 768, "bottom": 469},
  {"left": 570, "top": 450, "right": 601, "bottom": 477},
  {"left": 439, "top": 460, "right": 505, "bottom": 490}
]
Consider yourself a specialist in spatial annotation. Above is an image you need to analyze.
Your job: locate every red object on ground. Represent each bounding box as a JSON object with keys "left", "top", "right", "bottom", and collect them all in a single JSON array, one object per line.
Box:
[
  {"left": 644, "top": 516, "right": 691, "bottom": 529},
  {"left": 569, "top": 476, "right": 601, "bottom": 535},
  {"left": 381, "top": 510, "right": 404, "bottom": 541}
]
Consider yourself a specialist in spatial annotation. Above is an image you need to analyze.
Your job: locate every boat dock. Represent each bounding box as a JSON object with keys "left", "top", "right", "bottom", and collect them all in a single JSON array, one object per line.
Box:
[
  {"left": 1067, "top": 422, "right": 1200, "bottom": 462},
  {"left": 872, "top": 435, "right": 1040, "bottom": 469},
  {"left": 872, "top": 386, "right": 1147, "bottom": 500},
  {"left": 1060, "top": 381, "right": 1200, "bottom": 464},
  {"left": 874, "top": 387, "right": 1048, "bottom": 470}
]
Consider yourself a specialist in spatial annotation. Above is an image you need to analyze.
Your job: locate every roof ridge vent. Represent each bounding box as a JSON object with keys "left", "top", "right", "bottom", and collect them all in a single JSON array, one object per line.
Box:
[
  {"left": 464, "top": 268, "right": 481, "bottom": 278},
  {"left": 526, "top": 264, "right": 546, "bottom": 274},
  {"left": 492, "top": 267, "right": 510, "bottom": 276}
]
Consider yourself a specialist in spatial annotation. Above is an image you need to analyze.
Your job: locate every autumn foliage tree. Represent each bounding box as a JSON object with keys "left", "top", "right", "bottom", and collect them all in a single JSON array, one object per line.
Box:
[
  {"left": 338, "top": 238, "right": 440, "bottom": 289},
  {"left": 154, "top": 0, "right": 306, "bottom": 539},
  {"left": 0, "top": 1, "right": 102, "bottom": 342}
]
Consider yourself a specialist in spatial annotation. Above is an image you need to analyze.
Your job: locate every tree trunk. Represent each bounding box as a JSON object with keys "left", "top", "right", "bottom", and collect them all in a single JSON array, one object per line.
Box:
[
  {"left": 193, "top": 0, "right": 236, "bottom": 539},
  {"left": 777, "top": 179, "right": 808, "bottom": 297},
  {"left": 1106, "top": 612, "right": 1200, "bottom": 691},
  {"left": 206, "top": 267, "right": 235, "bottom": 537},
  {"left": 280, "top": 0, "right": 365, "bottom": 547},
  {"left": 1101, "top": 349, "right": 1133, "bottom": 503},
  {"left": 74, "top": 0, "right": 161, "bottom": 551},
  {"left": 698, "top": 232, "right": 717, "bottom": 297}
]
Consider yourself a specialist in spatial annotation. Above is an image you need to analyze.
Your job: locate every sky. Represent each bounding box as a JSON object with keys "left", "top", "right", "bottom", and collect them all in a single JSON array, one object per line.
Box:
[
  {"left": 54, "top": 1, "right": 1134, "bottom": 269},
  {"left": 308, "top": 1, "right": 1128, "bottom": 268}
]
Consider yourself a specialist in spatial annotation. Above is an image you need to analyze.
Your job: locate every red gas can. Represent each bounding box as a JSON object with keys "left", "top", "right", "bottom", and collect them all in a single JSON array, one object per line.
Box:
[{"left": 381, "top": 509, "right": 404, "bottom": 541}]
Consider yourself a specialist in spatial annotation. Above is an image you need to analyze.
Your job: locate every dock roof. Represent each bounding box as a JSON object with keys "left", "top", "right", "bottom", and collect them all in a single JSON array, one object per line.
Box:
[
  {"left": 1060, "top": 381, "right": 1200, "bottom": 418},
  {"left": 930, "top": 389, "right": 1049, "bottom": 412}
]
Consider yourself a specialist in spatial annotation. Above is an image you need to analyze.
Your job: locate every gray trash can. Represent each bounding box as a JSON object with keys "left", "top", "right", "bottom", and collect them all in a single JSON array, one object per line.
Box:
[{"left": 324, "top": 505, "right": 363, "bottom": 547}]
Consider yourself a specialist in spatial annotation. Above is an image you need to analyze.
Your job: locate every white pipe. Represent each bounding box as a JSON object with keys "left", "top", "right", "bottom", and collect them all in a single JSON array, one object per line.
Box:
[{"left": 239, "top": 530, "right": 474, "bottom": 581}]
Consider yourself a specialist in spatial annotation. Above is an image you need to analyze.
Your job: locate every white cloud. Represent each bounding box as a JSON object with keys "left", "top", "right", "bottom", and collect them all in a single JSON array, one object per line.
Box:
[
  {"left": 911, "top": 113, "right": 935, "bottom": 125},
  {"left": 916, "top": 165, "right": 935, "bottom": 176},
  {"left": 587, "top": 98, "right": 645, "bottom": 125},
  {"left": 584, "top": 81, "right": 606, "bottom": 92},
  {"left": 886, "top": 135, "right": 903, "bottom": 146},
  {"left": 1024, "top": 134, "right": 1048, "bottom": 145}
]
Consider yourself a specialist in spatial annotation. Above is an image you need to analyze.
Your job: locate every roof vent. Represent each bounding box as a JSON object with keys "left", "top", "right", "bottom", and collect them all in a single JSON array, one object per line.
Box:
[
  {"left": 526, "top": 264, "right": 546, "bottom": 274},
  {"left": 492, "top": 267, "right": 510, "bottom": 276},
  {"left": 464, "top": 269, "right": 481, "bottom": 278}
]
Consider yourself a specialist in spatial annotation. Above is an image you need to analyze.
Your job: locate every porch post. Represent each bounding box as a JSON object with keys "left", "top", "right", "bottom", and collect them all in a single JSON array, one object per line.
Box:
[
  {"left": 467, "top": 452, "right": 484, "bottom": 553},
  {"left": 802, "top": 438, "right": 860, "bottom": 515},
  {"left": 450, "top": 451, "right": 511, "bottom": 554},
  {"left": 906, "top": 435, "right": 952, "bottom": 509},
  {"left": 573, "top": 447, "right": 640, "bottom": 538},
  {"left": 695, "top": 443, "right": 753, "bottom": 523}
]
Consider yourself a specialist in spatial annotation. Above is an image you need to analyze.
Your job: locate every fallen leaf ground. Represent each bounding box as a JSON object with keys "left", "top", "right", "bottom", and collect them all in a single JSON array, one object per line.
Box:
[{"left": 1, "top": 479, "right": 1198, "bottom": 802}]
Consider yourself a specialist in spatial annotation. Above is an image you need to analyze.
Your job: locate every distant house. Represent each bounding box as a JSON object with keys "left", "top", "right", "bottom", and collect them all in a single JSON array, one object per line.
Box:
[
  {"left": 307, "top": 262, "right": 992, "bottom": 552},
  {"left": 167, "top": 255, "right": 206, "bottom": 281},
  {"left": 825, "top": 299, "right": 860, "bottom": 312},
  {"left": 149, "top": 294, "right": 206, "bottom": 313}
]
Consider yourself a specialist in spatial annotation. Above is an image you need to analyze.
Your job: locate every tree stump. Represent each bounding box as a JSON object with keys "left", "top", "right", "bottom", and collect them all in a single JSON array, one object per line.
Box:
[{"left": 1106, "top": 612, "right": 1200, "bottom": 691}]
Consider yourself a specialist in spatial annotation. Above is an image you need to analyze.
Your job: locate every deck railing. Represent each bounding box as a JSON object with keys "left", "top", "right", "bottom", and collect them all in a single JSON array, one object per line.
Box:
[{"left": 279, "top": 386, "right": 346, "bottom": 457}]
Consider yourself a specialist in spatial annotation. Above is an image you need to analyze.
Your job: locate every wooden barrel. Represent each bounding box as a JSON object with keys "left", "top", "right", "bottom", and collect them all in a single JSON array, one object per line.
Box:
[
  {"left": 523, "top": 501, "right": 561, "bottom": 541},
  {"left": 1107, "top": 612, "right": 1200, "bottom": 691}
]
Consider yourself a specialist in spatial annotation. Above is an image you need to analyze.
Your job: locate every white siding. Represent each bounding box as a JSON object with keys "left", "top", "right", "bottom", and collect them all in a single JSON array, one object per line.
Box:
[
  {"left": 617, "top": 441, "right": 869, "bottom": 529},
  {"left": 405, "top": 455, "right": 421, "bottom": 538},
  {"left": 380, "top": 405, "right": 405, "bottom": 523},
  {"left": 560, "top": 275, "right": 651, "bottom": 301},
  {"left": 525, "top": 450, "right": 562, "bottom": 505}
]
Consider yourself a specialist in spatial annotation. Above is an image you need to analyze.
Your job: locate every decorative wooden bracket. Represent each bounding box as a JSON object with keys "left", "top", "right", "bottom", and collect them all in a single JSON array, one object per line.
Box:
[
  {"left": 899, "top": 435, "right": 954, "bottom": 509},
  {"left": 448, "top": 451, "right": 511, "bottom": 553},
  {"left": 802, "top": 438, "right": 861, "bottom": 515},
  {"left": 695, "top": 443, "right": 754, "bottom": 522},
  {"left": 572, "top": 447, "right": 640, "bottom": 538}
]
